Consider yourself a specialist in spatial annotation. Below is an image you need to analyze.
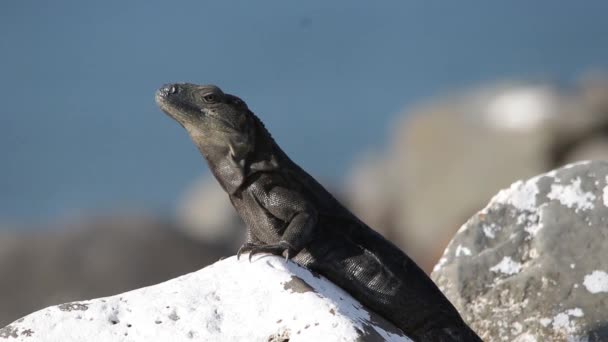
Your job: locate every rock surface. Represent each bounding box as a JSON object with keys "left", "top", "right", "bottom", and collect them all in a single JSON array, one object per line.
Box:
[
  {"left": 2, "top": 255, "right": 410, "bottom": 342},
  {"left": 432, "top": 160, "right": 608, "bottom": 341}
]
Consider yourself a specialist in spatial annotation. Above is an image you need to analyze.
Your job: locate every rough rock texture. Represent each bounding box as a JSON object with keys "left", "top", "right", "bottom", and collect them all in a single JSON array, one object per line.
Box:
[
  {"left": 0, "top": 215, "right": 230, "bottom": 327},
  {"left": 347, "top": 80, "right": 608, "bottom": 272},
  {"left": 432, "top": 161, "right": 608, "bottom": 341},
  {"left": 2, "top": 255, "right": 410, "bottom": 342}
]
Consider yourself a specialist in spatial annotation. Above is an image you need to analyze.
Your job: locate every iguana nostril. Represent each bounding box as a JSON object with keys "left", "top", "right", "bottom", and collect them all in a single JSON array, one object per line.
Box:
[{"left": 159, "top": 84, "right": 178, "bottom": 96}]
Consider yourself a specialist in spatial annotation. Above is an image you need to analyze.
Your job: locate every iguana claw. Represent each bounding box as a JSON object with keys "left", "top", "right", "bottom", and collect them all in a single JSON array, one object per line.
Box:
[
  {"left": 236, "top": 241, "right": 295, "bottom": 262},
  {"left": 237, "top": 242, "right": 257, "bottom": 260}
]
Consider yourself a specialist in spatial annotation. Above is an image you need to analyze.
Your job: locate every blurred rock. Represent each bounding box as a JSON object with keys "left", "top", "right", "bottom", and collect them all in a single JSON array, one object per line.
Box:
[
  {"left": 176, "top": 177, "right": 245, "bottom": 250},
  {"left": 0, "top": 215, "right": 230, "bottom": 327},
  {"left": 432, "top": 161, "right": 608, "bottom": 341},
  {"left": 562, "top": 136, "right": 608, "bottom": 164},
  {"left": 346, "top": 77, "right": 608, "bottom": 272},
  {"left": 344, "top": 151, "right": 397, "bottom": 239},
  {"left": 3, "top": 256, "right": 410, "bottom": 342}
]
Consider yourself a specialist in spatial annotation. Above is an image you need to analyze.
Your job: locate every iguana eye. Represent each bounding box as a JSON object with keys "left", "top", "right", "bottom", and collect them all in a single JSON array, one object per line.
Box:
[{"left": 203, "top": 94, "right": 218, "bottom": 103}]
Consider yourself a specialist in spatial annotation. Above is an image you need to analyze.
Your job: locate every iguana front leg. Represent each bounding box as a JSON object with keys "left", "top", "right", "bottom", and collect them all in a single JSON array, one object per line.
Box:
[{"left": 239, "top": 185, "right": 318, "bottom": 261}]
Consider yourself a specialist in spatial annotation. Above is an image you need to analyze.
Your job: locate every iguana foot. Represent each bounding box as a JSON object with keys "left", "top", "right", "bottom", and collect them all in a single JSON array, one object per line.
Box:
[{"left": 237, "top": 241, "right": 296, "bottom": 262}]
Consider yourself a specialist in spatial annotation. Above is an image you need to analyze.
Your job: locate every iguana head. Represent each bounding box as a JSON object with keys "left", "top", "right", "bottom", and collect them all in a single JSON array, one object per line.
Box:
[
  {"left": 156, "top": 83, "right": 277, "bottom": 194},
  {"left": 156, "top": 83, "right": 254, "bottom": 151}
]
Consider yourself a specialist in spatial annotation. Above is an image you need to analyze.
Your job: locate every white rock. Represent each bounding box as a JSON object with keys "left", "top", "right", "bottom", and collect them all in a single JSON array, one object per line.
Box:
[
  {"left": 489, "top": 256, "right": 522, "bottom": 275},
  {"left": 582, "top": 270, "right": 608, "bottom": 294},
  {"left": 455, "top": 244, "right": 472, "bottom": 257},
  {"left": 603, "top": 175, "right": 608, "bottom": 207},
  {"left": 485, "top": 85, "right": 557, "bottom": 132},
  {"left": 1, "top": 255, "right": 410, "bottom": 342},
  {"left": 546, "top": 177, "right": 596, "bottom": 212}
]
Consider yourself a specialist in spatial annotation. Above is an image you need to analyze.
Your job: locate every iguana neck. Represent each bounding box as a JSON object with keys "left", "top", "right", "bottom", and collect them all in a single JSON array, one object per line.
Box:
[{"left": 196, "top": 114, "right": 290, "bottom": 195}]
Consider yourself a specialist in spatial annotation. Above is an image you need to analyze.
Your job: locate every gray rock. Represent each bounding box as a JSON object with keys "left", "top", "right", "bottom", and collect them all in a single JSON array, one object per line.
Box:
[{"left": 432, "top": 160, "right": 608, "bottom": 341}]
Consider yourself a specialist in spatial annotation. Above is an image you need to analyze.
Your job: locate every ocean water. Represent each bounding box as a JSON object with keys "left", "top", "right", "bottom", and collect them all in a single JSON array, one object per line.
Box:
[{"left": 1, "top": 1, "right": 607, "bottom": 221}]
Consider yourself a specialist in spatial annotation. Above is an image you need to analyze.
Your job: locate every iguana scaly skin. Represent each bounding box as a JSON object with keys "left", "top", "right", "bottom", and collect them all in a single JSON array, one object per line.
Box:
[{"left": 155, "top": 83, "right": 482, "bottom": 342}]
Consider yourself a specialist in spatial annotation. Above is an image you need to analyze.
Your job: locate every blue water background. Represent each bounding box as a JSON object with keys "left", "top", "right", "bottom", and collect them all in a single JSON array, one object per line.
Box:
[{"left": 1, "top": 1, "right": 607, "bottom": 222}]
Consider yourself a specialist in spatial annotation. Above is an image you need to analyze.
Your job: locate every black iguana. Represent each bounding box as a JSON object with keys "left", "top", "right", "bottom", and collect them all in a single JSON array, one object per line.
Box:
[{"left": 155, "top": 83, "right": 482, "bottom": 342}]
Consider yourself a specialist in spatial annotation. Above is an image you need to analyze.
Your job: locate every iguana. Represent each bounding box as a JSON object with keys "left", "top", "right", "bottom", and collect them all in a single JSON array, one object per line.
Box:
[{"left": 155, "top": 83, "right": 482, "bottom": 341}]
